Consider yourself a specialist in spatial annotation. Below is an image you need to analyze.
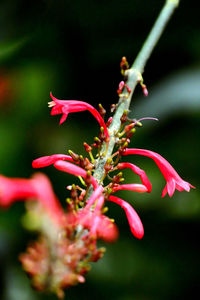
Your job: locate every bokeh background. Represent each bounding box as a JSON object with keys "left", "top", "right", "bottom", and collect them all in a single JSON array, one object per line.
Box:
[{"left": 0, "top": 0, "right": 199, "bottom": 299}]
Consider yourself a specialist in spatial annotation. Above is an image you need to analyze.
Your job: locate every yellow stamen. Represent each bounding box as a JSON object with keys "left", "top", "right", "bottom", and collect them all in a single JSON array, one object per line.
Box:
[{"left": 48, "top": 100, "right": 55, "bottom": 107}]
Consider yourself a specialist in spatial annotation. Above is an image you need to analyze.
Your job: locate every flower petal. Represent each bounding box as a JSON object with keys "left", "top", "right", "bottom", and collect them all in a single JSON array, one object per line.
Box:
[
  {"left": 117, "top": 162, "right": 152, "bottom": 192},
  {"left": 0, "top": 175, "right": 35, "bottom": 207},
  {"left": 96, "top": 215, "right": 118, "bottom": 242},
  {"left": 85, "top": 185, "right": 104, "bottom": 209},
  {"left": 32, "top": 154, "right": 74, "bottom": 168},
  {"left": 31, "top": 173, "right": 65, "bottom": 223},
  {"left": 53, "top": 160, "right": 98, "bottom": 189},
  {"left": 167, "top": 179, "right": 176, "bottom": 197},
  {"left": 112, "top": 183, "right": 148, "bottom": 193},
  {"left": 50, "top": 93, "right": 109, "bottom": 139},
  {"left": 109, "top": 195, "right": 144, "bottom": 239},
  {"left": 161, "top": 184, "right": 168, "bottom": 198},
  {"left": 0, "top": 174, "right": 64, "bottom": 224},
  {"left": 59, "top": 113, "right": 68, "bottom": 125}
]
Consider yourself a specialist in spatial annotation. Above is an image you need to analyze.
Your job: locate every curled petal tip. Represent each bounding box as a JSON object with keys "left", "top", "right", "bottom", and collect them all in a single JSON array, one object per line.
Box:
[
  {"left": 109, "top": 195, "right": 144, "bottom": 239},
  {"left": 59, "top": 114, "right": 68, "bottom": 125},
  {"left": 50, "top": 91, "right": 55, "bottom": 99}
]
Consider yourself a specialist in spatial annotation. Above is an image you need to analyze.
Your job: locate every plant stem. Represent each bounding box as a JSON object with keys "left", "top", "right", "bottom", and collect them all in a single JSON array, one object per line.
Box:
[
  {"left": 133, "top": 0, "right": 180, "bottom": 73},
  {"left": 91, "top": 0, "right": 180, "bottom": 190}
]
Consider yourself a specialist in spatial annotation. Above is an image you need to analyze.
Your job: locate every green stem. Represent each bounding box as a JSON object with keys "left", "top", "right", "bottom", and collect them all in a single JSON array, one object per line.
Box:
[
  {"left": 89, "top": 0, "right": 179, "bottom": 195},
  {"left": 133, "top": 0, "right": 180, "bottom": 73}
]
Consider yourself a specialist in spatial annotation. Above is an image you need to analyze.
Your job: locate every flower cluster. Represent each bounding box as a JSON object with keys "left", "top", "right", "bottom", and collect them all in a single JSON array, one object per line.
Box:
[{"left": 0, "top": 86, "right": 194, "bottom": 297}]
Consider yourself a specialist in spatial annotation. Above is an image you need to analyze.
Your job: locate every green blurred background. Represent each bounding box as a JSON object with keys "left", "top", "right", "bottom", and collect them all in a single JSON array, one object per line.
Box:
[{"left": 0, "top": 0, "right": 199, "bottom": 299}]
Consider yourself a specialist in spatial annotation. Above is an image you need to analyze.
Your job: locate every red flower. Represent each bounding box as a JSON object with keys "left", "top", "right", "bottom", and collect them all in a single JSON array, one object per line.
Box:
[
  {"left": 89, "top": 213, "right": 118, "bottom": 242},
  {"left": 53, "top": 160, "right": 98, "bottom": 189},
  {"left": 32, "top": 154, "right": 75, "bottom": 168},
  {"left": 117, "top": 162, "right": 152, "bottom": 192},
  {"left": 89, "top": 194, "right": 118, "bottom": 242},
  {"left": 0, "top": 175, "right": 36, "bottom": 207},
  {"left": 49, "top": 92, "right": 109, "bottom": 139},
  {"left": 108, "top": 163, "right": 151, "bottom": 238},
  {"left": 78, "top": 193, "right": 118, "bottom": 242},
  {"left": 112, "top": 183, "right": 148, "bottom": 193},
  {"left": 109, "top": 195, "right": 144, "bottom": 239},
  {"left": 33, "top": 155, "right": 98, "bottom": 189},
  {"left": 122, "top": 148, "right": 194, "bottom": 197},
  {"left": 77, "top": 209, "right": 119, "bottom": 242},
  {"left": 0, "top": 173, "right": 64, "bottom": 223},
  {"left": 31, "top": 173, "right": 65, "bottom": 223},
  {"left": 65, "top": 189, "right": 118, "bottom": 242},
  {"left": 85, "top": 185, "right": 104, "bottom": 208}
]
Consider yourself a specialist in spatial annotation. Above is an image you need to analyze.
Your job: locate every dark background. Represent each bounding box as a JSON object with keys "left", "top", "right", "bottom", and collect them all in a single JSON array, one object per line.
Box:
[{"left": 0, "top": 0, "right": 199, "bottom": 299}]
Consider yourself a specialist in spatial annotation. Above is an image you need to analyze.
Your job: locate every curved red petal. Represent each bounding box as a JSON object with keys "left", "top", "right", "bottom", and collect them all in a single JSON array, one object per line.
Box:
[
  {"left": 117, "top": 162, "right": 152, "bottom": 192},
  {"left": 53, "top": 160, "right": 98, "bottom": 189},
  {"left": 32, "top": 154, "right": 74, "bottom": 168},
  {"left": 50, "top": 93, "right": 109, "bottom": 139},
  {"left": 109, "top": 195, "right": 144, "bottom": 239},
  {"left": 112, "top": 183, "right": 148, "bottom": 193}
]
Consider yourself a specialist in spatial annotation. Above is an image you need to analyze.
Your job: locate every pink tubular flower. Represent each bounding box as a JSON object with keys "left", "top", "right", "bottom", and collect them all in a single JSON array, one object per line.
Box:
[
  {"left": 53, "top": 160, "right": 98, "bottom": 189},
  {"left": 32, "top": 154, "right": 74, "bottom": 169},
  {"left": 91, "top": 214, "right": 118, "bottom": 242},
  {"left": 122, "top": 148, "right": 194, "bottom": 197},
  {"left": 91, "top": 195, "right": 118, "bottom": 242},
  {"left": 32, "top": 154, "right": 75, "bottom": 168},
  {"left": 30, "top": 173, "right": 65, "bottom": 223},
  {"left": 0, "top": 173, "right": 64, "bottom": 223},
  {"left": 78, "top": 202, "right": 118, "bottom": 243},
  {"left": 109, "top": 195, "right": 144, "bottom": 239},
  {"left": 112, "top": 183, "right": 148, "bottom": 193},
  {"left": 49, "top": 92, "right": 109, "bottom": 139},
  {"left": 85, "top": 185, "right": 104, "bottom": 208},
  {"left": 117, "top": 162, "right": 152, "bottom": 192},
  {"left": 0, "top": 175, "right": 37, "bottom": 207},
  {"left": 66, "top": 187, "right": 118, "bottom": 242},
  {"left": 77, "top": 209, "right": 119, "bottom": 242}
]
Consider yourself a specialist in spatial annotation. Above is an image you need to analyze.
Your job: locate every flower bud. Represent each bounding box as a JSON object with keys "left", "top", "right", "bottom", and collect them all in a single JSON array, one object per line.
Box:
[
  {"left": 85, "top": 171, "right": 92, "bottom": 186},
  {"left": 117, "top": 81, "right": 125, "bottom": 95},
  {"left": 126, "top": 128, "right": 136, "bottom": 139},
  {"left": 106, "top": 117, "right": 113, "bottom": 127},
  {"left": 110, "top": 104, "right": 116, "bottom": 113},
  {"left": 83, "top": 142, "right": 92, "bottom": 153},
  {"left": 142, "top": 84, "right": 148, "bottom": 96},
  {"left": 94, "top": 137, "right": 101, "bottom": 145},
  {"left": 120, "top": 56, "right": 129, "bottom": 75},
  {"left": 98, "top": 104, "right": 106, "bottom": 118},
  {"left": 104, "top": 158, "right": 113, "bottom": 173},
  {"left": 112, "top": 172, "right": 123, "bottom": 184},
  {"left": 120, "top": 110, "right": 128, "bottom": 124},
  {"left": 68, "top": 150, "right": 80, "bottom": 161},
  {"left": 126, "top": 85, "right": 131, "bottom": 94}
]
